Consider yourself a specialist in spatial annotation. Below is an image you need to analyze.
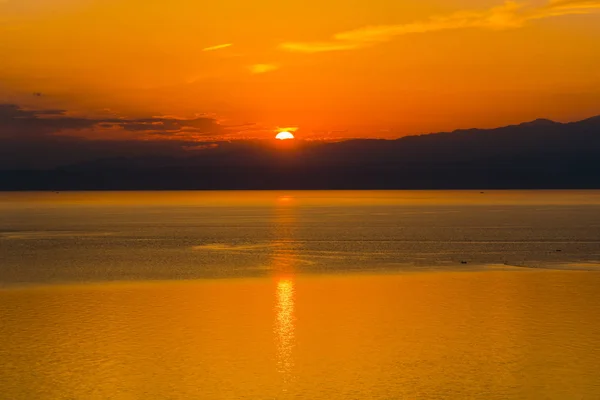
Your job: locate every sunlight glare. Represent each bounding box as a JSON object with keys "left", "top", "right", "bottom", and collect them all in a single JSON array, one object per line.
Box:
[{"left": 276, "top": 132, "right": 295, "bottom": 140}]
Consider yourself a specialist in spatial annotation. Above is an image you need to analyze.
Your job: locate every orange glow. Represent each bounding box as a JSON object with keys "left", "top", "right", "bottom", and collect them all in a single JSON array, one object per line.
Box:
[
  {"left": 0, "top": 0, "right": 599, "bottom": 140},
  {"left": 276, "top": 132, "right": 295, "bottom": 140}
]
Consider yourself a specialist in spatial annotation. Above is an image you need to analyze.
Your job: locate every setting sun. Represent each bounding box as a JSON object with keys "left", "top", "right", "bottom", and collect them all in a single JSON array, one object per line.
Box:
[{"left": 276, "top": 132, "right": 295, "bottom": 140}]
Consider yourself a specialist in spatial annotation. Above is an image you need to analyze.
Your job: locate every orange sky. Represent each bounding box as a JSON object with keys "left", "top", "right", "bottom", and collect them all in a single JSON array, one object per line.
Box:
[{"left": 1, "top": 0, "right": 599, "bottom": 140}]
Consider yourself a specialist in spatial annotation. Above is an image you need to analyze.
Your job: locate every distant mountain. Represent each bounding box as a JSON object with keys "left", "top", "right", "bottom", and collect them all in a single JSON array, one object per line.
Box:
[{"left": 2, "top": 115, "right": 599, "bottom": 190}]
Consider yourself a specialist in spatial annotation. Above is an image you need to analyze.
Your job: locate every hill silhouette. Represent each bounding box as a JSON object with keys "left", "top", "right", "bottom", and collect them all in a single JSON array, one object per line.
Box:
[{"left": 2, "top": 115, "right": 599, "bottom": 190}]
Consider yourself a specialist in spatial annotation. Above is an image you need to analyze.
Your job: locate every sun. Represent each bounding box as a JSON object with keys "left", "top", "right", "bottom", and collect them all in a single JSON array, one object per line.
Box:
[{"left": 276, "top": 131, "right": 295, "bottom": 140}]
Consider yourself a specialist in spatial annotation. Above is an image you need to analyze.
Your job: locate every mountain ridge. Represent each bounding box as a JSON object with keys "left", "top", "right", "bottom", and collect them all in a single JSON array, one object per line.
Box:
[{"left": 1, "top": 114, "right": 599, "bottom": 190}]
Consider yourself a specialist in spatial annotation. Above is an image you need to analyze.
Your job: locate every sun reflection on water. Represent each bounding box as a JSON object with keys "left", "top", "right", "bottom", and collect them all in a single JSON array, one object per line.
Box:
[
  {"left": 275, "top": 278, "right": 295, "bottom": 377},
  {"left": 272, "top": 196, "right": 297, "bottom": 386}
]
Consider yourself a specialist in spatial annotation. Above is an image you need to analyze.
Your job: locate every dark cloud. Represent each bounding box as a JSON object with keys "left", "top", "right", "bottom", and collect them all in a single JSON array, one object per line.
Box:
[
  {"left": 0, "top": 103, "right": 223, "bottom": 138},
  {"left": 0, "top": 103, "right": 225, "bottom": 169},
  {"left": 0, "top": 105, "right": 66, "bottom": 118},
  {"left": 0, "top": 104, "right": 89, "bottom": 137},
  {"left": 115, "top": 117, "right": 221, "bottom": 134}
]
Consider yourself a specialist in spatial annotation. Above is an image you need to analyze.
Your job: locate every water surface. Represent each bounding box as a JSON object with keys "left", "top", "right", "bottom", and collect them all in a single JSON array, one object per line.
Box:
[
  {"left": 1, "top": 191, "right": 600, "bottom": 399},
  {"left": 1, "top": 190, "right": 600, "bottom": 284}
]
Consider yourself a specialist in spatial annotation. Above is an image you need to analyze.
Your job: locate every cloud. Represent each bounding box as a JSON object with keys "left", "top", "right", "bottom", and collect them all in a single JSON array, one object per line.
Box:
[
  {"left": 547, "top": 0, "right": 600, "bottom": 7},
  {"left": 105, "top": 117, "right": 222, "bottom": 136},
  {"left": 0, "top": 104, "right": 99, "bottom": 136},
  {"left": 532, "top": 0, "right": 600, "bottom": 17},
  {"left": 279, "top": 0, "right": 600, "bottom": 53},
  {"left": 249, "top": 64, "right": 279, "bottom": 74},
  {"left": 0, "top": 103, "right": 235, "bottom": 169},
  {"left": 0, "top": 103, "right": 224, "bottom": 139},
  {"left": 279, "top": 42, "right": 360, "bottom": 52},
  {"left": 202, "top": 43, "right": 233, "bottom": 52},
  {"left": 277, "top": 127, "right": 299, "bottom": 133}
]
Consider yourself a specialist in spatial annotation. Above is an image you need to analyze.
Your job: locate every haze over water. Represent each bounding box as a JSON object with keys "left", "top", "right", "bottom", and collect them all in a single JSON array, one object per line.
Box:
[{"left": 2, "top": 190, "right": 600, "bottom": 399}]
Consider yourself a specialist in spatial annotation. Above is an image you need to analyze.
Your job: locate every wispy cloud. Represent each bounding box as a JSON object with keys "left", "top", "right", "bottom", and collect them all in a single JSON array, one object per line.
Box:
[
  {"left": 202, "top": 43, "right": 233, "bottom": 52},
  {"left": 279, "top": 0, "right": 600, "bottom": 53},
  {"left": 532, "top": 0, "right": 600, "bottom": 17},
  {"left": 277, "top": 127, "right": 299, "bottom": 133},
  {"left": 279, "top": 42, "right": 359, "bottom": 53},
  {"left": 249, "top": 63, "right": 279, "bottom": 74}
]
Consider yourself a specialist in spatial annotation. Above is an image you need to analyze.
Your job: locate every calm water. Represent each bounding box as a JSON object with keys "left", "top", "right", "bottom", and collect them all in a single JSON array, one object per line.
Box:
[
  {"left": 1, "top": 191, "right": 600, "bottom": 399},
  {"left": 1, "top": 190, "right": 600, "bottom": 284}
]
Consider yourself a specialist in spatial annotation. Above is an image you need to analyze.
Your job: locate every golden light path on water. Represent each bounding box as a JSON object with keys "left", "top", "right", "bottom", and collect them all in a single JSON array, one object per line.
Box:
[
  {"left": 275, "top": 279, "right": 295, "bottom": 377},
  {"left": 272, "top": 195, "right": 297, "bottom": 387}
]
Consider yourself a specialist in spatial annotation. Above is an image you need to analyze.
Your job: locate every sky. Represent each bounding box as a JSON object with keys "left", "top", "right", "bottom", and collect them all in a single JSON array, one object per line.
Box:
[{"left": 1, "top": 0, "right": 599, "bottom": 142}]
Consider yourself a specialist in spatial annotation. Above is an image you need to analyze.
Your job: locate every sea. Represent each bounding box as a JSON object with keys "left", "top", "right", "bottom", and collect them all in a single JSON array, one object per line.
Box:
[{"left": 1, "top": 190, "right": 600, "bottom": 399}]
